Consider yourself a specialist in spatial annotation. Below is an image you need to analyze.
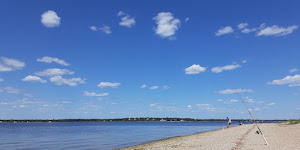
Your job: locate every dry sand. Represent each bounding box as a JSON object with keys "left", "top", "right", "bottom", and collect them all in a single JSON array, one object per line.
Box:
[{"left": 117, "top": 123, "right": 300, "bottom": 150}]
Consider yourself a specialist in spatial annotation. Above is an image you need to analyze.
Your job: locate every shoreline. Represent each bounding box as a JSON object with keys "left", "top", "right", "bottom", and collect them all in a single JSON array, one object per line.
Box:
[
  {"left": 117, "top": 125, "right": 239, "bottom": 149},
  {"left": 117, "top": 123, "right": 300, "bottom": 150}
]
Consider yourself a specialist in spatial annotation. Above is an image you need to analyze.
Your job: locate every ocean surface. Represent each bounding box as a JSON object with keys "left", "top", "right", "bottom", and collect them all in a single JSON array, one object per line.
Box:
[{"left": 0, "top": 121, "right": 239, "bottom": 150}]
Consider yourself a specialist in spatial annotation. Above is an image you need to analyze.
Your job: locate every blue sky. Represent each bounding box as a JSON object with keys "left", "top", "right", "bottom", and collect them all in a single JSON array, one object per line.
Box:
[{"left": 0, "top": 0, "right": 300, "bottom": 119}]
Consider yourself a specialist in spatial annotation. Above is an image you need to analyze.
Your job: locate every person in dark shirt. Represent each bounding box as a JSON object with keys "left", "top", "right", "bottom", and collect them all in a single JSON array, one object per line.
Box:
[{"left": 226, "top": 117, "right": 229, "bottom": 128}]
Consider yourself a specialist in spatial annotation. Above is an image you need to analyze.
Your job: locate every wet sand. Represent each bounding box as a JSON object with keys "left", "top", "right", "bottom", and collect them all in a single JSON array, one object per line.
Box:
[{"left": 117, "top": 123, "right": 300, "bottom": 150}]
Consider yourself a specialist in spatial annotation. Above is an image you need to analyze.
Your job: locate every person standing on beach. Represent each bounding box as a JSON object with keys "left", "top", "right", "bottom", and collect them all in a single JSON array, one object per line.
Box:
[
  {"left": 226, "top": 117, "right": 229, "bottom": 128},
  {"left": 228, "top": 118, "right": 231, "bottom": 128}
]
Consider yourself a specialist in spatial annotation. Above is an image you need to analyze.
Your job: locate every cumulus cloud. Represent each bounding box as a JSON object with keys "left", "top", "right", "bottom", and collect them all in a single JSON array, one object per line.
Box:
[
  {"left": 242, "top": 60, "right": 247, "bottom": 63},
  {"left": 22, "top": 75, "right": 47, "bottom": 83},
  {"left": 141, "top": 84, "right": 147, "bottom": 88},
  {"left": 97, "top": 82, "right": 120, "bottom": 88},
  {"left": 118, "top": 11, "right": 136, "bottom": 28},
  {"left": 149, "top": 86, "right": 159, "bottom": 89},
  {"left": 185, "top": 64, "right": 207, "bottom": 74},
  {"left": 238, "top": 23, "right": 248, "bottom": 29},
  {"left": 257, "top": 25, "right": 298, "bottom": 36},
  {"left": 89, "top": 26, "right": 98, "bottom": 31},
  {"left": 211, "top": 64, "right": 241, "bottom": 73},
  {"left": 187, "top": 105, "right": 192, "bottom": 109},
  {"left": 268, "top": 74, "right": 300, "bottom": 87},
  {"left": 89, "top": 25, "right": 112, "bottom": 34},
  {"left": 217, "top": 89, "right": 254, "bottom": 94},
  {"left": 37, "top": 56, "right": 70, "bottom": 66},
  {"left": 35, "top": 68, "right": 74, "bottom": 76},
  {"left": 99, "top": 25, "right": 112, "bottom": 34},
  {"left": 83, "top": 91, "right": 109, "bottom": 97},
  {"left": 0, "top": 87, "right": 21, "bottom": 94},
  {"left": 0, "top": 78, "right": 4, "bottom": 82},
  {"left": 41, "top": 10, "right": 61, "bottom": 28},
  {"left": 0, "top": 57, "right": 25, "bottom": 72},
  {"left": 241, "top": 28, "right": 257, "bottom": 33},
  {"left": 215, "top": 26, "right": 234, "bottom": 36},
  {"left": 289, "top": 68, "right": 298, "bottom": 73},
  {"left": 153, "top": 12, "right": 181, "bottom": 39},
  {"left": 49, "top": 76, "right": 86, "bottom": 86}
]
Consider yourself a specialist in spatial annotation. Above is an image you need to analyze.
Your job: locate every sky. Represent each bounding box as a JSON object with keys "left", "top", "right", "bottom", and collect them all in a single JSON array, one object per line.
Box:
[{"left": 0, "top": 0, "right": 300, "bottom": 120}]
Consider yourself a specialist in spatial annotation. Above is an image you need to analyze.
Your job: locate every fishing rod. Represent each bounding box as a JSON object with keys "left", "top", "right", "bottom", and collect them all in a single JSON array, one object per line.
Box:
[{"left": 234, "top": 88, "right": 269, "bottom": 145}]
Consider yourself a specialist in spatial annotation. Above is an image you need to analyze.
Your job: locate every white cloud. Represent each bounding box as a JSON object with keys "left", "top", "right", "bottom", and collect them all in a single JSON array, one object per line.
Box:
[
  {"left": 99, "top": 25, "right": 112, "bottom": 34},
  {"left": 0, "top": 57, "right": 25, "bottom": 72},
  {"left": 0, "top": 78, "right": 4, "bottom": 82},
  {"left": 195, "top": 104, "right": 212, "bottom": 110},
  {"left": 217, "top": 89, "right": 254, "bottom": 94},
  {"left": 0, "top": 87, "right": 21, "bottom": 94},
  {"left": 247, "top": 99, "right": 264, "bottom": 104},
  {"left": 35, "top": 68, "right": 74, "bottom": 76},
  {"left": 187, "top": 105, "right": 192, "bottom": 109},
  {"left": 217, "top": 99, "right": 239, "bottom": 104},
  {"left": 185, "top": 18, "right": 190, "bottom": 22},
  {"left": 12, "top": 105, "right": 29, "bottom": 108},
  {"left": 153, "top": 12, "right": 181, "bottom": 39},
  {"left": 37, "top": 56, "right": 70, "bottom": 66},
  {"left": 61, "top": 101, "right": 72, "bottom": 104},
  {"left": 162, "top": 85, "right": 170, "bottom": 90},
  {"left": 97, "top": 82, "right": 120, "bottom": 88},
  {"left": 49, "top": 76, "right": 86, "bottom": 86},
  {"left": 117, "top": 11, "right": 125, "bottom": 16},
  {"left": 118, "top": 11, "right": 136, "bottom": 28},
  {"left": 289, "top": 68, "right": 298, "bottom": 73},
  {"left": 149, "top": 103, "right": 176, "bottom": 112},
  {"left": 89, "top": 26, "right": 98, "bottom": 31},
  {"left": 268, "top": 74, "right": 300, "bottom": 87},
  {"left": 141, "top": 84, "right": 147, "bottom": 88},
  {"left": 149, "top": 86, "right": 159, "bottom": 89},
  {"left": 41, "top": 10, "right": 61, "bottom": 28},
  {"left": 238, "top": 23, "right": 248, "bottom": 29},
  {"left": 22, "top": 75, "right": 47, "bottom": 83},
  {"left": 185, "top": 64, "right": 207, "bottom": 74},
  {"left": 215, "top": 26, "right": 234, "bottom": 36},
  {"left": 241, "top": 28, "right": 257, "bottom": 33},
  {"left": 257, "top": 25, "right": 298, "bottom": 36},
  {"left": 242, "top": 59, "right": 247, "bottom": 63},
  {"left": 267, "top": 102, "right": 276, "bottom": 106},
  {"left": 89, "top": 25, "right": 112, "bottom": 34},
  {"left": 211, "top": 64, "right": 241, "bottom": 73},
  {"left": 83, "top": 91, "right": 109, "bottom": 97}
]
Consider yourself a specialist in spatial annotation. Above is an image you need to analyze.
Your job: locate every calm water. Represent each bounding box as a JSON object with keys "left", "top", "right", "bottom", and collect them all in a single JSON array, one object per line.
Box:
[{"left": 0, "top": 121, "right": 239, "bottom": 150}]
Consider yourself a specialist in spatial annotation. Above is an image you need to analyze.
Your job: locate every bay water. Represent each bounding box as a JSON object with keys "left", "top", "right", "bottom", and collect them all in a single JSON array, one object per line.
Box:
[{"left": 0, "top": 121, "right": 239, "bottom": 150}]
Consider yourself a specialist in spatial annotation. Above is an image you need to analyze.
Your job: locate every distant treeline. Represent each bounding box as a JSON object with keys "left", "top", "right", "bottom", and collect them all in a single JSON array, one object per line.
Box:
[{"left": 0, "top": 117, "right": 288, "bottom": 123}]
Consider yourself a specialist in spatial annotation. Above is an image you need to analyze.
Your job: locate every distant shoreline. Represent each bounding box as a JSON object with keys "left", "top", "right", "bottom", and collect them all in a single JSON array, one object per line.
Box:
[{"left": 0, "top": 118, "right": 286, "bottom": 123}]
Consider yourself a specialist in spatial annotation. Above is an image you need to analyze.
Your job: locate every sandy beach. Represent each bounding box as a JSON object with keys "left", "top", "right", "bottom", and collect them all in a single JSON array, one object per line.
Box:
[{"left": 118, "top": 123, "right": 300, "bottom": 150}]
